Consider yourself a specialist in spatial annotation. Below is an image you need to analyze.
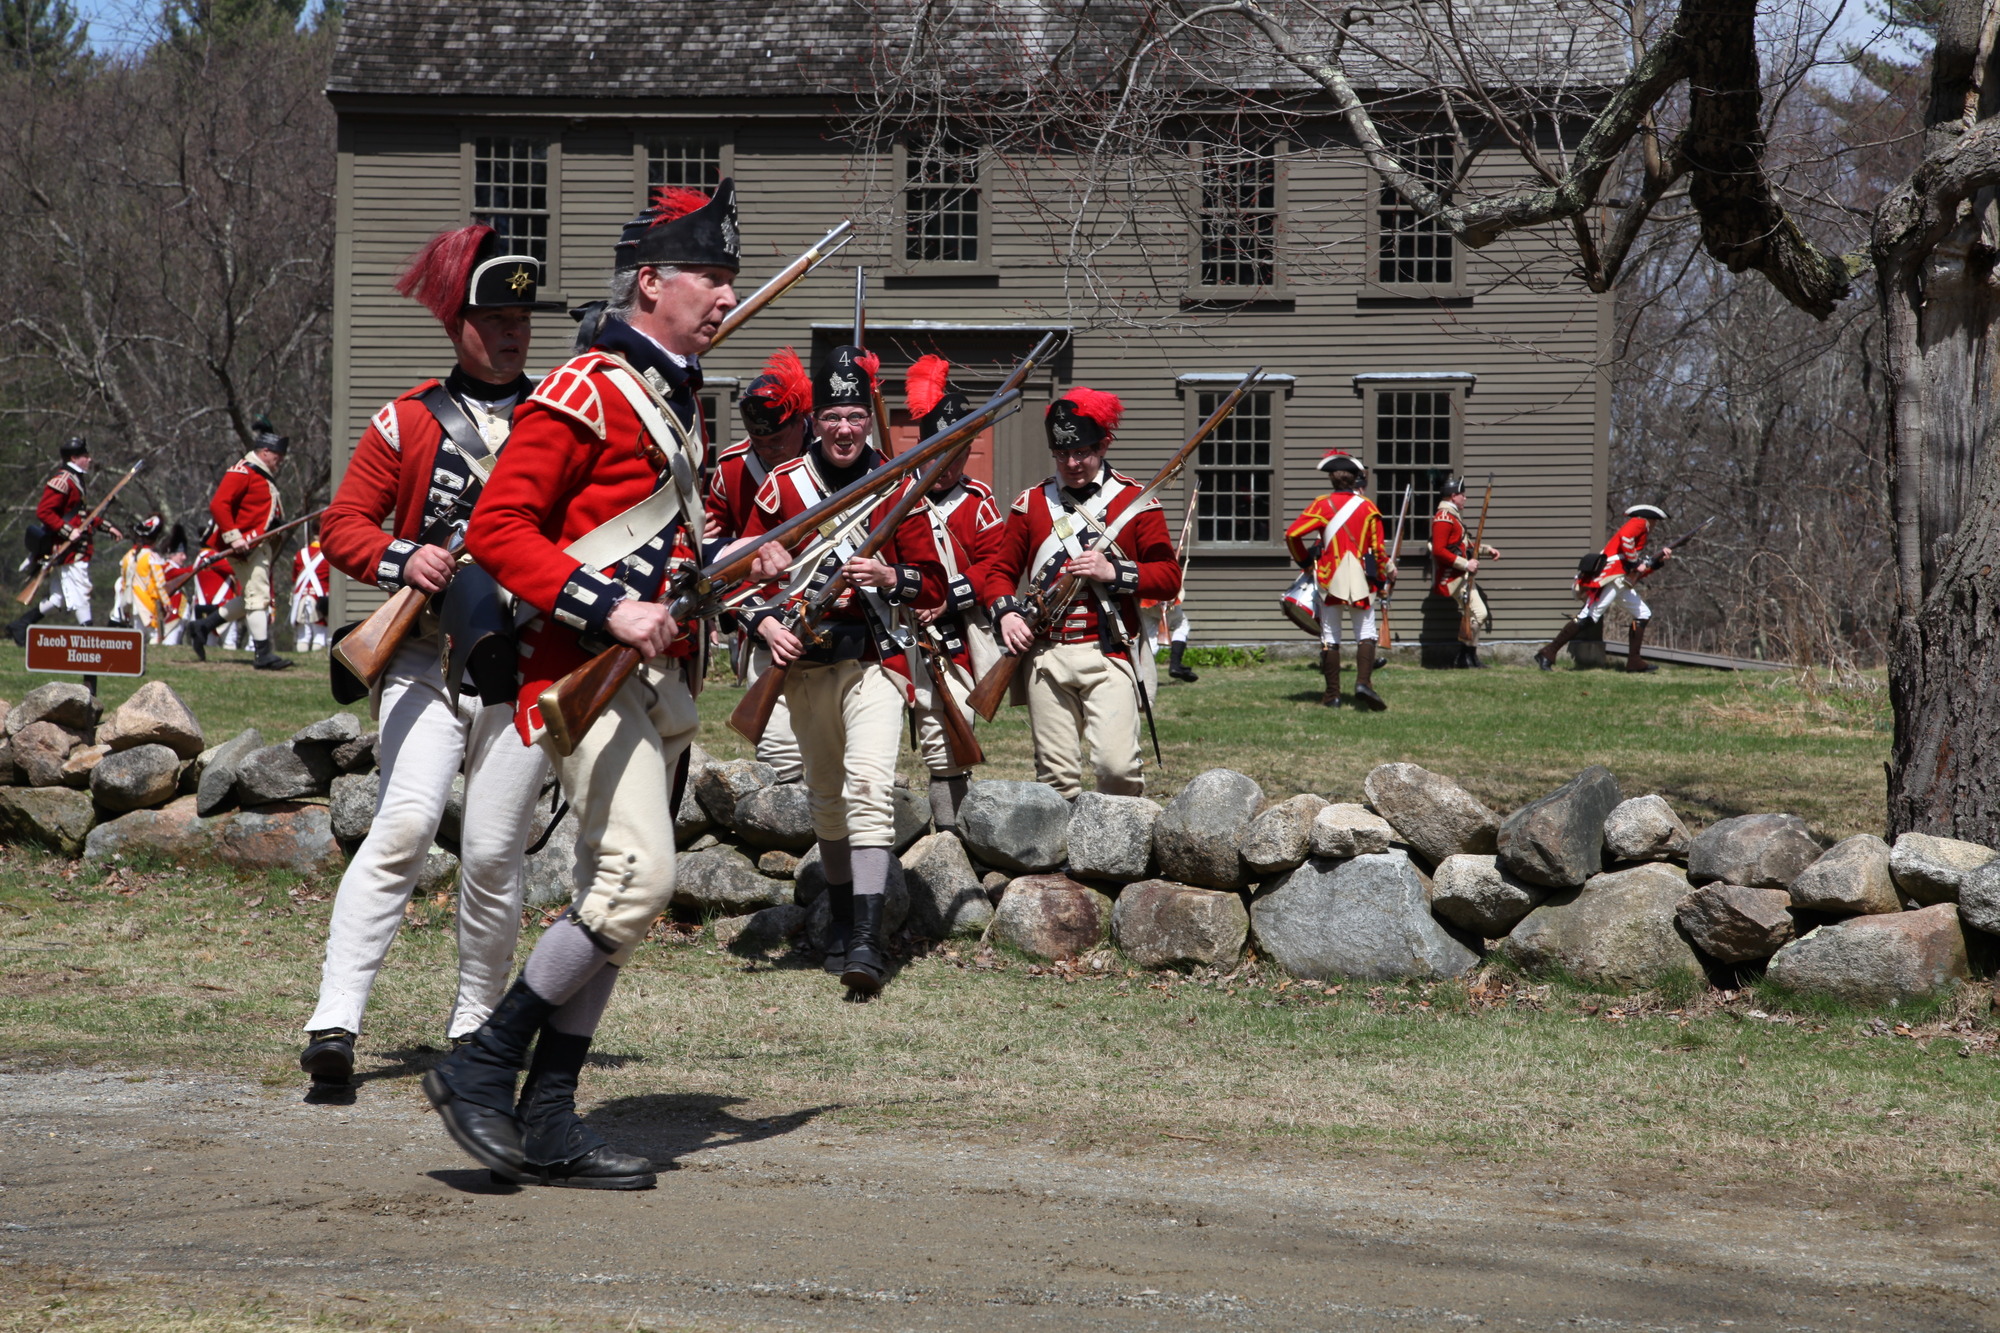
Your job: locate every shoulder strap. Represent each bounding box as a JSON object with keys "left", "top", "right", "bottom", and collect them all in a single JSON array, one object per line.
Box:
[{"left": 417, "top": 383, "right": 499, "bottom": 484}]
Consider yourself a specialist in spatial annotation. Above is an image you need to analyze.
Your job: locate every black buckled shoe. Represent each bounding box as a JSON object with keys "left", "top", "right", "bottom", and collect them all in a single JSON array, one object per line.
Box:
[
  {"left": 300, "top": 1029, "right": 356, "bottom": 1103},
  {"left": 516, "top": 1030, "right": 656, "bottom": 1190},
  {"left": 422, "top": 978, "right": 554, "bottom": 1181},
  {"left": 840, "top": 892, "right": 887, "bottom": 997},
  {"left": 820, "top": 881, "right": 853, "bottom": 975},
  {"left": 1351, "top": 683, "right": 1389, "bottom": 712}
]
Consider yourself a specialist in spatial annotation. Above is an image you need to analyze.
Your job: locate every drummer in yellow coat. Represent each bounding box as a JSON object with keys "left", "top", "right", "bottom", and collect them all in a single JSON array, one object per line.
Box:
[{"left": 1283, "top": 450, "right": 1394, "bottom": 711}]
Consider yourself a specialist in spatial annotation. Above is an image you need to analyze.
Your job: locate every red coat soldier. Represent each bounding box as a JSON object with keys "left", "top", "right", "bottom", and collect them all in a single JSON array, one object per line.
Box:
[
  {"left": 980, "top": 388, "right": 1181, "bottom": 798},
  {"left": 1284, "top": 450, "right": 1393, "bottom": 709},
  {"left": 190, "top": 417, "right": 292, "bottom": 669},
  {"left": 1429, "top": 475, "right": 1501, "bottom": 668},
  {"left": 745, "top": 344, "right": 947, "bottom": 994},
  {"left": 9, "top": 437, "right": 122, "bottom": 641},
  {"left": 1535, "top": 503, "right": 1672, "bottom": 673}
]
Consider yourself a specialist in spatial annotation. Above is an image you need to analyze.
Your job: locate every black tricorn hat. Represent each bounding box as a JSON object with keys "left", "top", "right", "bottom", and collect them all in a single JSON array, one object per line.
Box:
[
  {"left": 615, "top": 178, "right": 741, "bottom": 273},
  {"left": 251, "top": 415, "right": 289, "bottom": 457},
  {"left": 814, "top": 345, "right": 879, "bottom": 412},
  {"left": 59, "top": 436, "right": 88, "bottom": 459},
  {"left": 1626, "top": 503, "right": 1668, "bottom": 521},
  {"left": 466, "top": 233, "right": 564, "bottom": 312}
]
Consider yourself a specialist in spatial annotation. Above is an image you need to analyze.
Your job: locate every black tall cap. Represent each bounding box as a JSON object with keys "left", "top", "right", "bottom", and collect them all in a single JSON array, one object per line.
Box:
[
  {"left": 466, "top": 233, "right": 564, "bottom": 312},
  {"left": 615, "top": 179, "right": 741, "bottom": 273},
  {"left": 814, "top": 345, "right": 878, "bottom": 412}
]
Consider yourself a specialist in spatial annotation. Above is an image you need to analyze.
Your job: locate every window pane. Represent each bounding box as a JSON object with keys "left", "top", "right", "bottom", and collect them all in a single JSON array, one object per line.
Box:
[
  {"left": 1376, "top": 138, "right": 1454, "bottom": 285},
  {"left": 647, "top": 137, "right": 723, "bottom": 189},
  {"left": 1194, "top": 390, "right": 1272, "bottom": 543},
  {"left": 1199, "top": 147, "right": 1277, "bottom": 287},
  {"left": 473, "top": 136, "right": 550, "bottom": 264},
  {"left": 905, "top": 138, "right": 981, "bottom": 263},
  {"left": 1373, "top": 388, "right": 1454, "bottom": 549}
]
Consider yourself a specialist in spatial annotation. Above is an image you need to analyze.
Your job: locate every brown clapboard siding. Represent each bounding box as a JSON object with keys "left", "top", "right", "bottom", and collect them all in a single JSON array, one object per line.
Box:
[{"left": 328, "top": 103, "right": 1610, "bottom": 642}]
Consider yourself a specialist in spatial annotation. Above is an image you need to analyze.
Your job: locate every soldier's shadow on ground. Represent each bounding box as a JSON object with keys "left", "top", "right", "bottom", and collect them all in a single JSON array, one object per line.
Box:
[{"left": 733, "top": 945, "right": 913, "bottom": 1000}]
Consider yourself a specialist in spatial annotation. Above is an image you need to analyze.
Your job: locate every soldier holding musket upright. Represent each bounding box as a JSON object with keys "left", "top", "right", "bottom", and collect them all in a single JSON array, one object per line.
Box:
[
  {"left": 297, "top": 224, "right": 558, "bottom": 1103},
  {"left": 706, "top": 346, "right": 813, "bottom": 783},
  {"left": 438, "top": 181, "right": 789, "bottom": 1189},
  {"left": 744, "top": 346, "right": 949, "bottom": 995},
  {"left": 1430, "top": 475, "right": 1501, "bottom": 669},
  {"left": 979, "top": 388, "right": 1180, "bottom": 798},
  {"left": 902, "top": 355, "right": 1003, "bottom": 832}
]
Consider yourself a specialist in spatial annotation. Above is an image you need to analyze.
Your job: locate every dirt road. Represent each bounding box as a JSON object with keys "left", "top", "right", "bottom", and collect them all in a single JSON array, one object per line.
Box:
[{"left": 0, "top": 1068, "right": 1993, "bottom": 1331}]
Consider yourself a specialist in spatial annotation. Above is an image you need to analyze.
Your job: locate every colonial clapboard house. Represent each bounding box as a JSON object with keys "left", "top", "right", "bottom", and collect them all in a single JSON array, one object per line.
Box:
[{"left": 325, "top": 1, "right": 1620, "bottom": 646}]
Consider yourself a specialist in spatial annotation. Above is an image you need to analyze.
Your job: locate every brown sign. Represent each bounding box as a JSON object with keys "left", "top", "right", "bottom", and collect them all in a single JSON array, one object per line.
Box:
[{"left": 25, "top": 625, "right": 146, "bottom": 677}]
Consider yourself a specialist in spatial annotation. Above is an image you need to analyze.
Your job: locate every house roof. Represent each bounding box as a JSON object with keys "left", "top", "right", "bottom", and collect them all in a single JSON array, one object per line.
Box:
[{"left": 328, "top": 0, "right": 1625, "bottom": 102}]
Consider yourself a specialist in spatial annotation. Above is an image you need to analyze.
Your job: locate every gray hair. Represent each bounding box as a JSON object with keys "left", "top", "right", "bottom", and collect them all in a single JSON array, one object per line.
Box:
[{"left": 605, "top": 263, "right": 691, "bottom": 317}]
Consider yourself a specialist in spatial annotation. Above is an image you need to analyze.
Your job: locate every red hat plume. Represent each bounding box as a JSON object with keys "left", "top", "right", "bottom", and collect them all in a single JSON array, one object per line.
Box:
[
  {"left": 854, "top": 349, "right": 881, "bottom": 389},
  {"left": 1062, "top": 386, "right": 1124, "bottom": 434},
  {"left": 748, "top": 347, "right": 811, "bottom": 420},
  {"left": 905, "top": 355, "right": 950, "bottom": 419},
  {"left": 395, "top": 222, "right": 493, "bottom": 335},
  {"left": 645, "top": 186, "right": 712, "bottom": 228}
]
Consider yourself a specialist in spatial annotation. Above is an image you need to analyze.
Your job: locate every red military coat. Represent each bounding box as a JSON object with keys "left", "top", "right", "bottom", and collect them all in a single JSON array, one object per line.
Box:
[
  {"left": 739, "top": 446, "right": 947, "bottom": 684},
  {"left": 35, "top": 465, "right": 94, "bottom": 564},
  {"left": 207, "top": 455, "right": 282, "bottom": 553},
  {"left": 1285, "top": 490, "right": 1387, "bottom": 607},
  {"left": 916, "top": 477, "right": 1002, "bottom": 670},
  {"left": 704, "top": 437, "right": 782, "bottom": 542},
  {"left": 1429, "top": 501, "right": 1470, "bottom": 597},
  {"left": 323, "top": 377, "right": 516, "bottom": 587},
  {"left": 466, "top": 345, "right": 704, "bottom": 742},
  {"left": 1592, "top": 515, "right": 1652, "bottom": 588},
  {"left": 977, "top": 470, "right": 1181, "bottom": 658}
]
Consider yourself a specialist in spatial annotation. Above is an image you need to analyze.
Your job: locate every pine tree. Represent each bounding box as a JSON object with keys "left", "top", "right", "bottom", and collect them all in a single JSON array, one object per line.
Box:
[{"left": 0, "top": 0, "right": 88, "bottom": 76}]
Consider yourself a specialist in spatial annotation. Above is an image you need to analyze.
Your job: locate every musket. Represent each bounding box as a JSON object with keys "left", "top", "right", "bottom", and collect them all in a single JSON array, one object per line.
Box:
[
  {"left": 330, "top": 532, "right": 467, "bottom": 688},
  {"left": 1376, "top": 483, "right": 1413, "bottom": 652},
  {"left": 913, "top": 623, "right": 985, "bottom": 769},
  {"left": 706, "top": 219, "right": 853, "bottom": 352},
  {"left": 729, "top": 434, "right": 975, "bottom": 744},
  {"left": 1160, "top": 481, "right": 1198, "bottom": 643},
  {"left": 162, "top": 508, "right": 326, "bottom": 596},
  {"left": 539, "top": 389, "right": 1025, "bottom": 757},
  {"left": 966, "top": 367, "right": 1265, "bottom": 722},
  {"left": 1637, "top": 514, "right": 1714, "bottom": 579},
  {"left": 1455, "top": 475, "right": 1494, "bottom": 645},
  {"left": 854, "top": 266, "right": 899, "bottom": 456},
  {"left": 17, "top": 459, "right": 146, "bottom": 606}
]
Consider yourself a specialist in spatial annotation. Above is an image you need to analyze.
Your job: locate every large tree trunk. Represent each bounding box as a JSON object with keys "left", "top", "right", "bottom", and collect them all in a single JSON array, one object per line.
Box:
[{"left": 1882, "top": 0, "right": 2000, "bottom": 840}]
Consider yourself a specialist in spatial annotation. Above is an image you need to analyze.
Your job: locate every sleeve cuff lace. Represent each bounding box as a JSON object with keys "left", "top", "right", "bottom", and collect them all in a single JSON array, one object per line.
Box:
[
  {"left": 375, "top": 538, "right": 419, "bottom": 588},
  {"left": 554, "top": 566, "right": 626, "bottom": 632}
]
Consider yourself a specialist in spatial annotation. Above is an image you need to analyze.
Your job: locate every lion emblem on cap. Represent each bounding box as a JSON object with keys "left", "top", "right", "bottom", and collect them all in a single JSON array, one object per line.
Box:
[{"left": 829, "top": 371, "right": 862, "bottom": 397}]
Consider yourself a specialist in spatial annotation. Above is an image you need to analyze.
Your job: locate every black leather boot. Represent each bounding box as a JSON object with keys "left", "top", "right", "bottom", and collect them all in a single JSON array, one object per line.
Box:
[
  {"left": 299, "top": 1028, "right": 355, "bottom": 1103},
  {"left": 1534, "top": 618, "right": 1584, "bottom": 672},
  {"left": 516, "top": 1030, "right": 656, "bottom": 1190},
  {"left": 1167, "top": 641, "right": 1198, "bottom": 683},
  {"left": 252, "top": 638, "right": 293, "bottom": 671},
  {"left": 841, "top": 892, "right": 887, "bottom": 996},
  {"left": 1318, "top": 647, "right": 1342, "bottom": 708},
  {"left": 1352, "top": 641, "right": 1388, "bottom": 712},
  {"left": 7, "top": 607, "right": 44, "bottom": 647},
  {"left": 188, "top": 610, "right": 221, "bottom": 662},
  {"left": 820, "top": 881, "right": 853, "bottom": 975},
  {"left": 421, "top": 977, "right": 554, "bottom": 1181}
]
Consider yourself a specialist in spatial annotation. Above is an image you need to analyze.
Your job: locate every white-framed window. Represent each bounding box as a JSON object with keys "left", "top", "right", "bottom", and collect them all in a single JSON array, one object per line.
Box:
[
  {"left": 1354, "top": 373, "right": 1474, "bottom": 551},
  {"left": 899, "top": 134, "right": 986, "bottom": 266},
  {"left": 646, "top": 135, "right": 727, "bottom": 191},
  {"left": 1193, "top": 388, "right": 1277, "bottom": 546},
  {"left": 472, "top": 135, "right": 552, "bottom": 264},
  {"left": 1194, "top": 141, "right": 1282, "bottom": 290},
  {"left": 1374, "top": 136, "right": 1457, "bottom": 290}
]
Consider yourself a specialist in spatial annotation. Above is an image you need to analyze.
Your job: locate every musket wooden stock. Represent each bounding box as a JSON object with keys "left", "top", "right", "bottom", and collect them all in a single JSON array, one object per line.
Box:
[
  {"left": 728, "top": 434, "right": 974, "bottom": 744},
  {"left": 330, "top": 583, "right": 430, "bottom": 687},
  {"left": 707, "top": 219, "right": 852, "bottom": 353},
  {"left": 539, "top": 643, "right": 642, "bottom": 756},
  {"left": 967, "top": 366, "right": 1265, "bottom": 722},
  {"left": 1378, "top": 483, "right": 1413, "bottom": 653},
  {"left": 17, "top": 459, "right": 147, "bottom": 606},
  {"left": 922, "top": 642, "right": 985, "bottom": 768},
  {"left": 161, "top": 508, "right": 327, "bottom": 596}
]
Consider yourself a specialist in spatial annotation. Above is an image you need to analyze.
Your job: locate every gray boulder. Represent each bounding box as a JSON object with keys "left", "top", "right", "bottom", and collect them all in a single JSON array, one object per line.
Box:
[
  {"left": 416, "top": 847, "right": 460, "bottom": 897},
  {"left": 523, "top": 802, "right": 581, "bottom": 909},
  {"left": 674, "top": 767, "right": 712, "bottom": 843},
  {"left": 13, "top": 720, "right": 82, "bottom": 788},
  {"left": 1602, "top": 795, "right": 1692, "bottom": 863},
  {"left": 330, "top": 732, "right": 378, "bottom": 774},
  {"left": 693, "top": 758, "right": 775, "bottom": 828},
  {"left": 1687, "top": 814, "right": 1821, "bottom": 890},
  {"left": 0, "top": 786, "right": 97, "bottom": 855},
  {"left": 292, "top": 713, "right": 362, "bottom": 746},
  {"left": 959, "top": 780, "right": 1071, "bottom": 875},
  {"left": 1241, "top": 794, "right": 1329, "bottom": 876},
  {"left": 232, "top": 743, "right": 327, "bottom": 805},
  {"left": 902, "top": 832, "right": 993, "bottom": 940},
  {"left": 805, "top": 860, "right": 907, "bottom": 953},
  {"left": 328, "top": 772, "right": 379, "bottom": 844},
  {"left": 196, "top": 728, "right": 263, "bottom": 817},
  {"left": 1889, "top": 832, "right": 1998, "bottom": 905},
  {"left": 1066, "top": 791, "right": 1160, "bottom": 883},
  {"left": 674, "top": 844, "right": 786, "bottom": 914},
  {"left": 716, "top": 903, "right": 807, "bottom": 952},
  {"left": 1111, "top": 879, "right": 1248, "bottom": 969},
  {"left": 1153, "top": 768, "right": 1266, "bottom": 890},
  {"left": 1498, "top": 863, "right": 1704, "bottom": 991},
  {"left": 210, "top": 802, "right": 345, "bottom": 876},
  {"left": 1362, "top": 763, "right": 1500, "bottom": 865},
  {"left": 89, "top": 743, "right": 182, "bottom": 814},
  {"left": 1954, "top": 860, "right": 2000, "bottom": 936},
  {"left": 1766, "top": 904, "right": 1969, "bottom": 1006},
  {"left": 6, "top": 681, "right": 96, "bottom": 738},
  {"left": 83, "top": 796, "right": 207, "bottom": 863},
  {"left": 893, "top": 786, "right": 932, "bottom": 852},
  {"left": 1250, "top": 851, "right": 1478, "bottom": 982},
  {"left": 1790, "top": 835, "right": 1901, "bottom": 916},
  {"left": 1675, "top": 883, "right": 1796, "bottom": 964},
  {"left": 792, "top": 843, "right": 829, "bottom": 909},
  {"left": 95, "top": 681, "right": 203, "bottom": 759},
  {"left": 1310, "top": 803, "right": 1396, "bottom": 860},
  {"left": 60, "top": 743, "right": 110, "bottom": 789},
  {"left": 989, "top": 874, "right": 1113, "bottom": 960},
  {"left": 732, "top": 782, "right": 816, "bottom": 852},
  {"left": 1430, "top": 853, "right": 1546, "bottom": 937},
  {"left": 0, "top": 740, "right": 20, "bottom": 787},
  {"left": 758, "top": 849, "right": 800, "bottom": 879},
  {"left": 1497, "top": 766, "right": 1622, "bottom": 889}
]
